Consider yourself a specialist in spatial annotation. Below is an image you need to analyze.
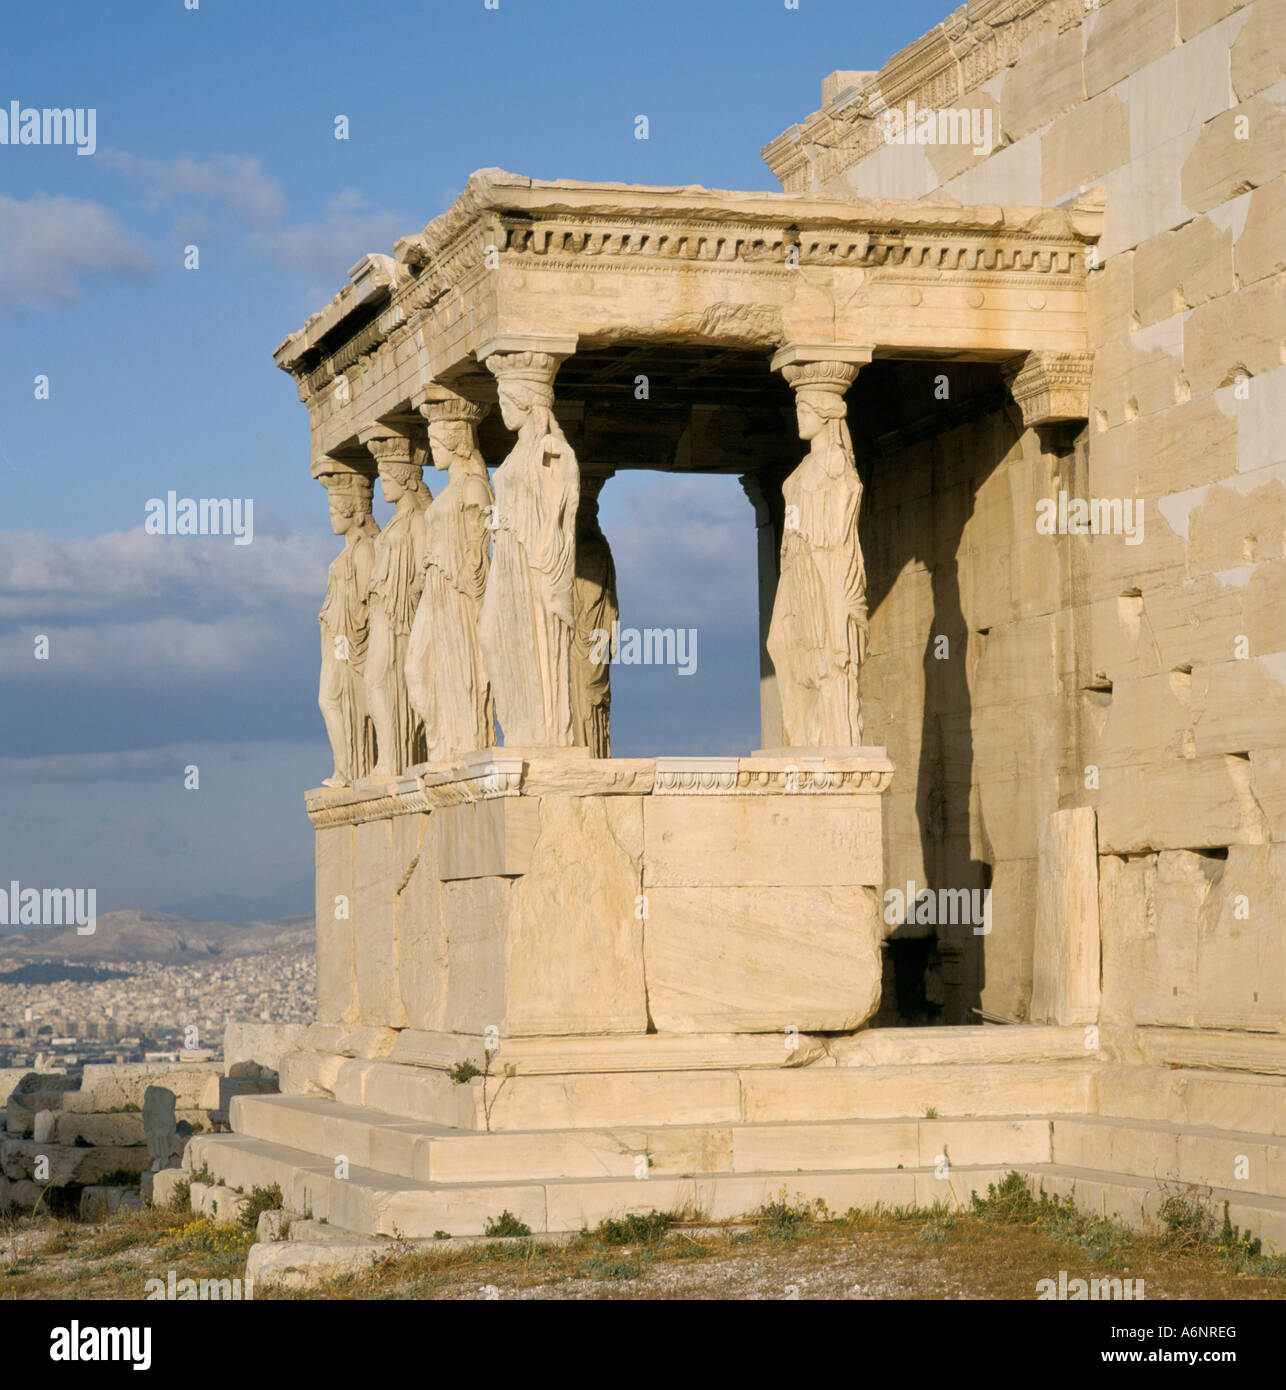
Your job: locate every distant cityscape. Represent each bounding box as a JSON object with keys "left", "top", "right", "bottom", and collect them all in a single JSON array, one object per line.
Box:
[{"left": 0, "top": 915, "right": 314, "bottom": 1077}]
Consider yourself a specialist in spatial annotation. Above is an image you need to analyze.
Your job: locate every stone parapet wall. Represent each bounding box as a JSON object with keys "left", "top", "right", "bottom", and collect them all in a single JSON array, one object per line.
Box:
[{"left": 301, "top": 752, "right": 892, "bottom": 1047}]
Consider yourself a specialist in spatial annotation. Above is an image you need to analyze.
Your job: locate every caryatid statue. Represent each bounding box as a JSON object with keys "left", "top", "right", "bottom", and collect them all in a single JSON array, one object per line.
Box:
[
  {"left": 318, "top": 469, "right": 379, "bottom": 786},
  {"left": 766, "top": 359, "right": 870, "bottom": 747},
  {"left": 405, "top": 396, "right": 497, "bottom": 762},
  {"left": 365, "top": 433, "right": 431, "bottom": 776},
  {"left": 479, "top": 350, "right": 580, "bottom": 747},
  {"left": 571, "top": 473, "right": 617, "bottom": 757}
]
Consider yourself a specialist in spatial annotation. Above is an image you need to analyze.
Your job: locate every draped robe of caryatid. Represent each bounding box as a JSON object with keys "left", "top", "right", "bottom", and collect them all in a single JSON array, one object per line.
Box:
[
  {"left": 318, "top": 533, "right": 377, "bottom": 783},
  {"left": 767, "top": 441, "right": 869, "bottom": 746},
  {"left": 406, "top": 471, "right": 495, "bottom": 761},
  {"left": 571, "top": 492, "right": 617, "bottom": 757},
  {"left": 366, "top": 506, "right": 428, "bottom": 773},
  {"left": 479, "top": 423, "right": 579, "bottom": 746}
]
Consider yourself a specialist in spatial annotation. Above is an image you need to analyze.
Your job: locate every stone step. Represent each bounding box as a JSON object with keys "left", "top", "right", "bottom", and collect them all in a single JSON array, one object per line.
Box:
[
  {"left": 295, "top": 1022, "right": 1092, "bottom": 1075},
  {"left": 1095, "top": 1066, "right": 1286, "bottom": 1136},
  {"left": 1052, "top": 1114, "right": 1286, "bottom": 1198},
  {"left": 1032, "top": 1163, "right": 1286, "bottom": 1255},
  {"left": 187, "top": 1129, "right": 1020, "bottom": 1237},
  {"left": 230, "top": 1093, "right": 1054, "bottom": 1183},
  {"left": 285, "top": 1055, "right": 1102, "bottom": 1130},
  {"left": 189, "top": 1127, "right": 1286, "bottom": 1250},
  {"left": 738, "top": 1061, "right": 1098, "bottom": 1125}
]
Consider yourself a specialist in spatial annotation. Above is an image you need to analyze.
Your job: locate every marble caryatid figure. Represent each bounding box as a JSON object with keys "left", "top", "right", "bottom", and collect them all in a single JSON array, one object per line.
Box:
[
  {"left": 479, "top": 351, "right": 580, "bottom": 746},
  {"left": 406, "top": 397, "right": 496, "bottom": 762},
  {"left": 571, "top": 474, "right": 617, "bottom": 757},
  {"left": 365, "top": 435, "right": 431, "bottom": 775},
  {"left": 767, "top": 360, "right": 869, "bottom": 746},
  {"left": 318, "top": 470, "right": 379, "bottom": 786}
]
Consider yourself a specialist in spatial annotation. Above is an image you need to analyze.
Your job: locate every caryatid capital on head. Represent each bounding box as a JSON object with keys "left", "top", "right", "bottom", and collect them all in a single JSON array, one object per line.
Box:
[
  {"left": 320, "top": 470, "right": 375, "bottom": 502},
  {"left": 421, "top": 397, "right": 488, "bottom": 462},
  {"left": 780, "top": 358, "right": 863, "bottom": 397},
  {"left": 484, "top": 350, "right": 561, "bottom": 408},
  {"left": 773, "top": 346, "right": 869, "bottom": 416},
  {"left": 418, "top": 394, "right": 490, "bottom": 429},
  {"left": 772, "top": 346, "right": 871, "bottom": 443},
  {"left": 317, "top": 459, "right": 377, "bottom": 523},
  {"left": 479, "top": 334, "right": 577, "bottom": 419},
  {"left": 363, "top": 430, "right": 431, "bottom": 498},
  {"left": 366, "top": 430, "right": 415, "bottom": 468}
]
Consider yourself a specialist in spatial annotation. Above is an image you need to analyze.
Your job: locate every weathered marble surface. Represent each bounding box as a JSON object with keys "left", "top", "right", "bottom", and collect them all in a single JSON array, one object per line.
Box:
[
  {"left": 479, "top": 350, "right": 579, "bottom": 748},
  {"left": 304, "top": 754, "right": 891, "bottom": 1037},
  {"left": 318, "top": 471, "right": 378, "bottom": 786},
  {"left": 406, "top": 399, "right": 495, "bottom": 763},
  {"left": 365, "top": 436, "right": 430, "bottom": 777}
]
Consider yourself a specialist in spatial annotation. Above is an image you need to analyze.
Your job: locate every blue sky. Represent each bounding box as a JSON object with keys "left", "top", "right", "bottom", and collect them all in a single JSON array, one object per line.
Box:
[{"left": 0, "top": 0, "right": 951, "bottom": 918}]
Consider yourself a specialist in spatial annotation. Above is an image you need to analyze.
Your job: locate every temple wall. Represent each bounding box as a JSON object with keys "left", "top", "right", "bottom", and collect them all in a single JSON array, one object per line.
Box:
[
  {"left": 858, "top": 394, "right": 1070, "bottom": 1023},
  {"left": 802, "top": 0, "right": 1286, "bottom": 1031}
]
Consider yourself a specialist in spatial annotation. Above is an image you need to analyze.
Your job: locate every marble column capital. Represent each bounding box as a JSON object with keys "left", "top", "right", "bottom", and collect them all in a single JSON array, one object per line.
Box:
[
  {"left": 312, "top": 452, "right": 377, "bottom": 485},
  {"left": 415, "top": 390, "right": 490, "bottom": 428},
  {"left": 476, "top": 333, "right": 578, "bottom": 369},
  {"left": 1002, "top": 350, "right": 1093, "bottom": 429},
  {"left": 770, "top": 342, "right": 874, "bottom": 378}
]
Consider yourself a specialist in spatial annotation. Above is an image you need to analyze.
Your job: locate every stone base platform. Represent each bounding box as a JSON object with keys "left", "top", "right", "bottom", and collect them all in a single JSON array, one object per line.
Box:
[
  {"left": 305, "top": 750, "right": 895, "bottom": 1040},
  {"left": 190, "top": 1028, "right": 1286, "bottom": 1249},
  {"left": 276, "top": 1023, "right": 1097, "bottom": 1131}
]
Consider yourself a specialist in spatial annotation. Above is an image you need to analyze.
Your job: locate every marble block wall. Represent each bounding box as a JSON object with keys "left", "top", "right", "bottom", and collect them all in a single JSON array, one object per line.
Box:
[
  {"left": 308, "top": 755, "right": 892, "bottom": 1044},
  {"left": 769, "top": 0, "right": 1286, "bottom": 1033}
]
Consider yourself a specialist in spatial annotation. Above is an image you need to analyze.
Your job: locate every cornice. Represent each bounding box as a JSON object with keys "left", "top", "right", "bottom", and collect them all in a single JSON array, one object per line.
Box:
[
  {"left": 287, "top": 172, "right": 1099, "bottom": 405},
  {"left": 762, "top": 0, "right": 1086, "bottom": 192}
]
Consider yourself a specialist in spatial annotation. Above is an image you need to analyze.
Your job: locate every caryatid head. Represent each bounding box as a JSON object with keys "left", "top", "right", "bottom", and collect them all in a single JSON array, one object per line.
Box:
[
  {"left": 322, "top": 471, "right": 376, "bottom": 537},
  {"left": 421, "top": 396, "right": 490, "bottom": 475},
  {"left": 781, "top": 360, "right": 862, "bottom": 473},
  {"left": 485, "top": 351, "right": 560, "bottom": 434},
  {"left": 367, "top": 435, "right": 429, "bottom": 507}
]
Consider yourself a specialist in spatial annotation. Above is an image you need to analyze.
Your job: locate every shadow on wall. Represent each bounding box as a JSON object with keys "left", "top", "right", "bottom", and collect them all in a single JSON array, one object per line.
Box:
[{"left": 853, "top": 360, "right": 1019, "bottom": 1026}]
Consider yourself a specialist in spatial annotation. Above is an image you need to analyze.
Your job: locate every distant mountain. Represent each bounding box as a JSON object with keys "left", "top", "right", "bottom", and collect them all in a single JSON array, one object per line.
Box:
[
  {"left": 160, "top": 878, "right": 314, "bottom": 923},
  {"left": 0, "top": 910, "right": 314, "bottom": 966}
]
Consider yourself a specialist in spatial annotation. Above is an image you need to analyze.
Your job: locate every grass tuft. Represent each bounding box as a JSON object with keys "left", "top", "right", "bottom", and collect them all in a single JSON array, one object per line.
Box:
[{"left": 482, "top": 1210, "right": 531, "bottom": 1238}]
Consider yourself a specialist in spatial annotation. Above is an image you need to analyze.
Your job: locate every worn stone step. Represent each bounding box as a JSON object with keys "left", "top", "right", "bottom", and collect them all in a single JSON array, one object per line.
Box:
[
  {"left": 1053, "top": 1114, "right": 1286, "bottom": 1197},
  {"left": 187, "top": 1130, "right": 1025, "bottom": 1237},
  {"left": 738, "top": 1061, "right": 1099, "bottom": 1124},
  {"left": 1095, "top": 1066, "right": 1286, "bottom": 1136},
  {"left": 189, "top": 1127, "right": 1286, "bottom": 1249},
  {"left": 294, "top": 1023, "right": 1092, "bottom": 1075},
  {"left": 283, "top": 1054, "right": 1102, "bottom": 1130},
  {"left": 230, "top": 1093, "right": 1055, "bottom": 1183},
  {"left": 1031, "top": 1163, "right": 1286, "bottom": 1255}
]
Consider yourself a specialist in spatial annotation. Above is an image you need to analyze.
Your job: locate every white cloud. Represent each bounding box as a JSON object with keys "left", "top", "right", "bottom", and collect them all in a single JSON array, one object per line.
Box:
[
  {"left": 99, "top": 149, "right": 288, "bottom": 227},
  {"left": 247, "top": 189, "right": 412, "bottom": 279},
  {"left": 99, "top": 150, "right": 412, "bottom": 281},
  {"left": 0, "top": 192, "right": 152, "bottom": 309},
  {"left": 602, "top": 472, "right": 758, "bottom": 627},
  {"left": 0, "top": 524, "right": 331, "bottom": 680},
  {"left": 0, "top": 746, "right": 183, "bottom": 782}
]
